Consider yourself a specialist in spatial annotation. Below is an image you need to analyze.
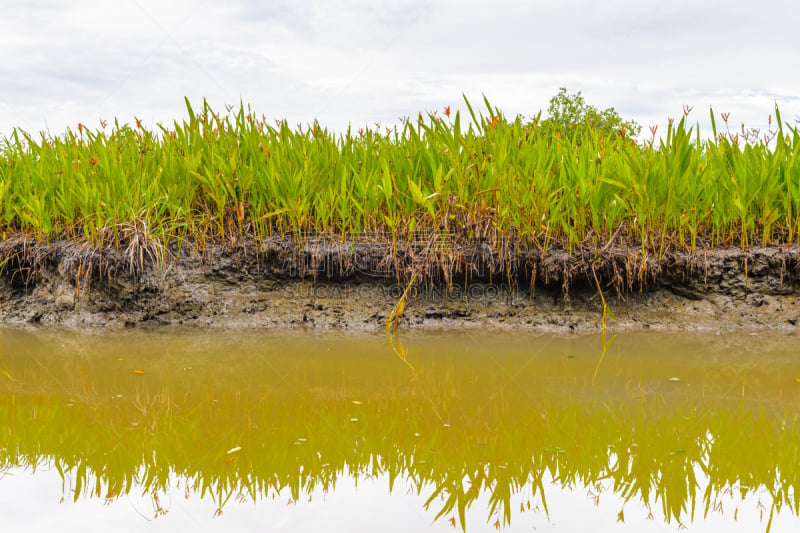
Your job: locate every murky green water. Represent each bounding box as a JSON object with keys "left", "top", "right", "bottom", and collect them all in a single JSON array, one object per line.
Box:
[{"left": 0, "top": 328, "right": 798, "bottom": 531}]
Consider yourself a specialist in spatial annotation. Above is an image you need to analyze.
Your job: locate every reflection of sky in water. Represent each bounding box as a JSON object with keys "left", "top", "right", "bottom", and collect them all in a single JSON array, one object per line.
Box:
[
  {"left": 1, "top": 328, "right": 799, "bottom": 531},
  {"left": 0, "top": 466, "right": 793, "bottom": 532}
]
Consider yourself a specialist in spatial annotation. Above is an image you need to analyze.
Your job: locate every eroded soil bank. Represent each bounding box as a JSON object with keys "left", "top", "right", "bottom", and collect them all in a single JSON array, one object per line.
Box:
[{"left": 2, "top": 234, "right": 800, "bottom": 332}]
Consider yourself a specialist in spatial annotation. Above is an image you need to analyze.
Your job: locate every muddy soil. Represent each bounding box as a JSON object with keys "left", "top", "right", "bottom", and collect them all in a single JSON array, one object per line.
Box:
[{"left": 2, "top": 235, "right": 800, "bottom": 332}]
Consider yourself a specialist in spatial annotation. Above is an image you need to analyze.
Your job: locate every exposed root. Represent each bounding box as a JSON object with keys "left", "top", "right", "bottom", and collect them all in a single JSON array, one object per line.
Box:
[
  {"left": 2, "top": 231, "right": 800, "bottom": 303},
  {"left": 118, "top": 218, "right": 175, "bottom": 282}
]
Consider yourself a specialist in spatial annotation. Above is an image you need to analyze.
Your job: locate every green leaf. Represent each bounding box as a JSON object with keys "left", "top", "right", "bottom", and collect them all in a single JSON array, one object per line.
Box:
[{"left": 407, "top": 178, "right": 426, "bottom": 207}]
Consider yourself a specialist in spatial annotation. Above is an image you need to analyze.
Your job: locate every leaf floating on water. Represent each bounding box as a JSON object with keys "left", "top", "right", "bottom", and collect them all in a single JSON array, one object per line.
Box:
[
  {"left": 795, "top": 378, "right": 800, "bottom": 383},
  {"left": 133, "top": 370, "right": 145, "bottom": 375},
  {"left": 226, "top": 446, "right": 241, "bottom": 455},
  {"left": 351, "top": 400, "right": 362, "bottom": 405},
  {"left": 668, "top": 377, "right": 680, "bottom": 382}
]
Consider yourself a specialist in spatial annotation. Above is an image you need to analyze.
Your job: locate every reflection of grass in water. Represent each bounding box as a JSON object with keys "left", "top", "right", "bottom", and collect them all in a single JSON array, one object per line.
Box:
[
  {"left": 1, "top": 329, "right": 799, "bottom": 530},
  {"left": 2, "top": 378, "right": 799, "bottom": 530}
]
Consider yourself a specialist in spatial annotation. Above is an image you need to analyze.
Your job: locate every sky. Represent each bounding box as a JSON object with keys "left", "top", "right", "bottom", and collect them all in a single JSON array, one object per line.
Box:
[{"left": 2, "top": 0, "right": 799, "bottom": 141}]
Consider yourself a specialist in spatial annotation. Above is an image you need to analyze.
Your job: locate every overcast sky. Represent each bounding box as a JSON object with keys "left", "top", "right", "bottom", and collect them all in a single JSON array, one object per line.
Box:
[{"left": 2, "top": 0, "right": 799, "bottom": 140}]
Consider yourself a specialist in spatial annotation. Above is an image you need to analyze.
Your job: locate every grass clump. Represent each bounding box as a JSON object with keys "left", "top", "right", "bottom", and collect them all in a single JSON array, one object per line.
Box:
[{"left": 1, "top": 93, "right": 799, "bottom": 262}]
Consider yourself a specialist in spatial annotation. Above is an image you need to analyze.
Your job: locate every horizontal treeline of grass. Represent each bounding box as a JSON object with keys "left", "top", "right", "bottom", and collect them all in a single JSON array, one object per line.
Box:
[{"left": 1, "top": 97, "right": 799, "bottom": 253}]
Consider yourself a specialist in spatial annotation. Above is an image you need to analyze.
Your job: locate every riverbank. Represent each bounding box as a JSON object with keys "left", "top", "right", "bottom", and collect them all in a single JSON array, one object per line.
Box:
[
  {"left": 3, "top": 98, "right": 799, "bottom": 331},
  {"left": 2, "top": 234, "right": 799, "bottom": 331}
]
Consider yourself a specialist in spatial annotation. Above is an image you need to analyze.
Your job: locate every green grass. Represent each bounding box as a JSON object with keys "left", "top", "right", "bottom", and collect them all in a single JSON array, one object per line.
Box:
[{"left": 1, "top": 96, "right": 799, "bottom": 256}]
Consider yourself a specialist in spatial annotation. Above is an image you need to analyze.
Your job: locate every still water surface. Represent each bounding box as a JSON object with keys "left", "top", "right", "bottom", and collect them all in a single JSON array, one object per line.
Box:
[{"left": 0, "top": 328, "right": 798, "bottom": 531}]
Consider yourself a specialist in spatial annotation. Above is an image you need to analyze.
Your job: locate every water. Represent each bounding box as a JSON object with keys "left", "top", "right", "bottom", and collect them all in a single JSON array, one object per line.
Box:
[{"left": 0, "top": 328, "right": 798, "bottom": 532}]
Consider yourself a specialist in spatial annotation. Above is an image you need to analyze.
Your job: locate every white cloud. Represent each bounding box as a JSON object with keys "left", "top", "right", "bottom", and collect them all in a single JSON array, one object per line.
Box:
[{"left": 1, "top": 0, "right": 798, "bottom": 139}]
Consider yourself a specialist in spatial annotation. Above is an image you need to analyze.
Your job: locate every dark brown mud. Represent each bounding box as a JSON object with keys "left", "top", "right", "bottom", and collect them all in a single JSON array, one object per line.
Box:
[{"left": 2, "top": 234, "right": 800, "bottom": 331}]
